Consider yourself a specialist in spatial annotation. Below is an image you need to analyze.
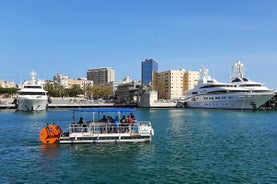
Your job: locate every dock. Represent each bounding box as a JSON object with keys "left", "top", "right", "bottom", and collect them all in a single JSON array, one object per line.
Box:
[
  {"left": 0, "top": 103, "right": 136, "bottom": 110},
  {"left": 0, "top": 97, "right": 177, "bottom": 110}
]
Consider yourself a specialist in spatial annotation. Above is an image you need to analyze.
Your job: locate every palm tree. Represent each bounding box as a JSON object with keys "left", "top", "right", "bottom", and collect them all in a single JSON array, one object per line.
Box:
[{"left": 69, "top": 84, "right": 84, "bottom": 97}]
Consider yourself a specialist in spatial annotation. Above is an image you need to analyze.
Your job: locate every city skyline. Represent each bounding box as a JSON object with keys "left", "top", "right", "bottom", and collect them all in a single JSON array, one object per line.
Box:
[{"left": 1, "top": 1, "right": 277, "bottom": 88}]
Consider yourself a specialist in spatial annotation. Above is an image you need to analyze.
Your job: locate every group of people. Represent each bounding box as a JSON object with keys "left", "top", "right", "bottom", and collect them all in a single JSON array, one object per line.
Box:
[
  {"left": 120, "top": 113, "right": 135, "bottom": 124},
  {"left": 99, "top": 113, "right": 135, "bottom": 125},
  {"left": 77, "top": 112, "right": 136, "bottom": 126}
]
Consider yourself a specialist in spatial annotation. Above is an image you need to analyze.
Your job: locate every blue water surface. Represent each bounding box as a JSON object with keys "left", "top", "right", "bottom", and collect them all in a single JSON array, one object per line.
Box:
[{"left": 0, "top": 108, "right": 276, "bottom": 183}]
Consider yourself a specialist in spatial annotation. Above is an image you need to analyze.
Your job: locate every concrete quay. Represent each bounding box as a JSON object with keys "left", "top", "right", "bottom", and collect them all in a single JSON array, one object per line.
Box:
[
  {"left": 0, "top": 103, "right": 137, "bottom": 110},
  {"left": 48, "top": 97, "right": 137, "bottom": 108},
  {"left": 0, "top": 97, "right": 177, "bottom": 110},
  {"left": 0, "top": 97, "right": 137, "bottom": 110},
  {"left": 48, "top": 103, "right": 136, "bottom": 108}
]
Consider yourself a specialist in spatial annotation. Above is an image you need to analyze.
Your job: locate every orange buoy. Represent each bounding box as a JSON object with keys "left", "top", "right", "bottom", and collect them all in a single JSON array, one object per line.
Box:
[{"left": 39, "top": 123, "right": 62, "bottom": 144}]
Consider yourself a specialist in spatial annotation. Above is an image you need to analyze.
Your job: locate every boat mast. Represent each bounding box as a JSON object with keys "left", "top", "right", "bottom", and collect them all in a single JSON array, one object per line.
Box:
[
  {"left": 199, "top": 66, "right": 208, "bottom": 83},
  {"left": 233, "top": 60, "right": 244, "bottom": 79},
  {"left": 30, "top": 70, "right": 37, "bottom": 81}
]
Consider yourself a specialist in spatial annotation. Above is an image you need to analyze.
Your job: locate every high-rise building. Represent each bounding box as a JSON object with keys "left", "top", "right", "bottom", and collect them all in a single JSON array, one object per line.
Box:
[
  {"left": 141, "top": 58, "right": 158, "bottom": 86},
  {"left": 152, "top": 69, "right": 200, "bottom": 99},
  {"left": 87, "top": 67, "right": 115, "bottom": 85},
  {"left": 153, "top": 69, "right": 186, "bottom": 99},
  {"left": 184, "top": 71, "right": 200, "bottom": 91}
]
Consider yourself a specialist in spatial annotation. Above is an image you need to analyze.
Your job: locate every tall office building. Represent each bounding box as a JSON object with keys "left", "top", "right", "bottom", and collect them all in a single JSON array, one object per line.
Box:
[
  {"left": 141, "top": 58, "right": 158, "bottom": 86},
  {"left": 87, "top": 67, "right": 115, "bottom": 85}
]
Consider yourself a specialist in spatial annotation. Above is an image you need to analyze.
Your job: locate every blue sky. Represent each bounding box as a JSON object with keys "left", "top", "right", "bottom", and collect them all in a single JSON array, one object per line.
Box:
[{"left": 1, "top": 0, "right": 277, "bottom": 88}]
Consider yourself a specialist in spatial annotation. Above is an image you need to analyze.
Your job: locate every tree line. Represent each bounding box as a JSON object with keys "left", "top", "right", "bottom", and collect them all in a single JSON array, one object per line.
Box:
[
  {"left": 0, "top": 87, "right": 18, "bottom": 98},
  {"left": 44, "top": 82, "right": 114, "bottom": 99},
  {"left": 0, "top": 82, "right": 114, "bottom": 99}
]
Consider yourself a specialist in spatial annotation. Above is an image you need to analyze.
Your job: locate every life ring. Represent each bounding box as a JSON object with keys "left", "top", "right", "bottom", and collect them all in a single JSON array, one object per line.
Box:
[{"left": 39, "top": 123, "right": 62, "bottom": 144}]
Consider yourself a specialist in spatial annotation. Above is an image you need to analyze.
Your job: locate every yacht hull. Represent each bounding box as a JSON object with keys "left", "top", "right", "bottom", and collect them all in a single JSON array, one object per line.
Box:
[
  {"left": 185, "top": 93, "right": 275, "bottom": 110},
  {"left": 17, "top": 96, "right": 48, "bottom": 112}
]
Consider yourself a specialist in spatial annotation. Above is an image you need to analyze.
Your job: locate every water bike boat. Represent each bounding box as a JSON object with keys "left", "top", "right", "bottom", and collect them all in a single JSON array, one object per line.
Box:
[{"left": 39, "top": 108, "right": 154, "bottom": 144}]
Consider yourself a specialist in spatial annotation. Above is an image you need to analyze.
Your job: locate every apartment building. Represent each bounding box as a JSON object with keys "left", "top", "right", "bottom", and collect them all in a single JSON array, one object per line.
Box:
[
  {"left": 153, "top": 69, "right": 186, "bottom": 100},
  {"left": 54, "top": 73, "right": 70, "bottom": 88},
  {"left": 115, "top": 80, "right": 141, "bottom": 103},
  {"left": 87, "top": 67, "right": 115, "bottom": 85},
  {"left": 153, "top": 69, "right": 200, "bottom": 99},
  {"left": 68, "top": 78, "right": 93, "bottom": 89},
  {"left": 54, "top": 74, "right": 93, "bottom": 89},
  {"left": 184, "top": 71, "right": 200, "bottom": 91},
  {"left": 0, "top": 80, "right": 16, "bottom": 88}
]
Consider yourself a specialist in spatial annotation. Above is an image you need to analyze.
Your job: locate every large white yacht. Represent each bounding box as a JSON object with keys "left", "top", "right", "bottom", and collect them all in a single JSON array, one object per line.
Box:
[
  {"left": 16, "top": 71, "right": 48, "bottom": 112},
  {"left": 180, "top": 61, "right": 275, "bottom": 110}
]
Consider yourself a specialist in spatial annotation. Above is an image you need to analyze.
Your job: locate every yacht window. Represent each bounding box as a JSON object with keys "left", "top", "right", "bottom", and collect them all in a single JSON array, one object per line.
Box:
[
  {"left": 200, "top": 84, "right": 233, "bottom": 89},
  {"left": 232, "top": 78, "right": 242, "bottom": 82},
  {"left": 24, "top": 86, "right": 42, "bottom": 89},
  {"left": 19, "top": 92, "right": 46, "bottom": 95},
  {"left": 240, "top": 84, "right": 261, "bottom": 87}
]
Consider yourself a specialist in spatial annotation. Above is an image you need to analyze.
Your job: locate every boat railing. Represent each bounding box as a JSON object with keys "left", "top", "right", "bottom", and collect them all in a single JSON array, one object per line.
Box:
[
  {"left": 67, "top": 120, "right": 152, "bottom": 135},
  {"left": 134, "top": 121, "right": 152, "bottom": 126},
  {"left": 68, "top": 123, "right": 133, "bottom": 134}
]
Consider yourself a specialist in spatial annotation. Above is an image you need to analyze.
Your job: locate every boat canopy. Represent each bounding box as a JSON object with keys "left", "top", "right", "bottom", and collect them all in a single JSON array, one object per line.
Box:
[{"left": 73, "top": 108, "right": 136, "bottom": 113}]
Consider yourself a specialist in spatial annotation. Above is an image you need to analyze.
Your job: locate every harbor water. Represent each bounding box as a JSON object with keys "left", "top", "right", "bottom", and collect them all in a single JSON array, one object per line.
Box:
[{"left": 0, "top": 108, "right": 277, "bottom": 183}]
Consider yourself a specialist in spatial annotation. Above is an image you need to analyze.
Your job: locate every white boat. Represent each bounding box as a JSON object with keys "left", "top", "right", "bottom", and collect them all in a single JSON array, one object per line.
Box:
[
  {"left": 179, "top": 61, "right": 275, "bottom": 110},
  {"left": 39, "top": 108, "right": 154, "bottom": 144},
  {"left": 16, "top": 71, "right": 48, "bottom": 112}
]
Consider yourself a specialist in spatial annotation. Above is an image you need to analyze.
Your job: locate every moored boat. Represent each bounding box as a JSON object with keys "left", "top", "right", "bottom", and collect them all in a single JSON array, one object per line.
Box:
[
  {"left": 16, "top": 71, "right": 48, "bottom": 112},
  {"left": 39, "top": 108, "right": 154, "bottom": 144},
  {"left": 179, "top": 61, "right": 275, "bottom": 110}
]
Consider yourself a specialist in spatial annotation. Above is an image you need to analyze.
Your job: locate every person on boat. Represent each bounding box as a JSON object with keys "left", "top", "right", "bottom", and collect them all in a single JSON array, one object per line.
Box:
[
  {"left": 101, "top": 115, "right": 107, "bottom": 122},
  {"left": 106, "top": 116, "right": 114, "bottom": 123},
  {"left": 130, "top": 113, "right": 135, "bottom": 120},
  {"left": 120, "top": 115, "right": 127, "bottom": 124},
  {"left": 127, "top": 115, "right": 134, "bottom": 124},
  {"left": 78, "top": 117, "right": 84, "bottom": 124}
]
